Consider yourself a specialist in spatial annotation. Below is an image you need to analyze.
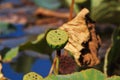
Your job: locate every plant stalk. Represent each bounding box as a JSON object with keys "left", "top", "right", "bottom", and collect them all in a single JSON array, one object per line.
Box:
[
  {"left": 69, "top": 0, "right": 74, "bottom": 21},
  {"left": 104, "top": 45, "right": 112, "bottom": 76},
  {"left": 56, "top": 50, "right": 61, "bottom": 57}
]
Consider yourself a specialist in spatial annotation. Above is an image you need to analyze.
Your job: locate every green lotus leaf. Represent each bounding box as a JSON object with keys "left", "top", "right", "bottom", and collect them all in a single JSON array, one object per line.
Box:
[
  {"left": 20, "top": 33, "right": 53, "bottom": 55},
  {"left": 107, "top": 76, "right": 120, "bottom": 80},
  {"left": 3, "top": 47, "right": 19, "bottom": 62},
  {"left": 45, "top": 69, "right": 106, "bottom": 80}
]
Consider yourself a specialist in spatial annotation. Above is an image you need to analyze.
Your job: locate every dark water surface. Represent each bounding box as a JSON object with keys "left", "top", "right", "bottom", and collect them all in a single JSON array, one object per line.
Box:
[{"left": 3, "top": 58, "right": 51, "bottom": 80}]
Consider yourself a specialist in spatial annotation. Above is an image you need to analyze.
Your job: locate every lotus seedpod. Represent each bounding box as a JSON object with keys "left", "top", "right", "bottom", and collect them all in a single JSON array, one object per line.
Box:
[
  {"left": 23, "top": 72, "right": 43, "bottom": 80},
  {"left": 46, "top": 29, "right": 68, "bottom": 50}
]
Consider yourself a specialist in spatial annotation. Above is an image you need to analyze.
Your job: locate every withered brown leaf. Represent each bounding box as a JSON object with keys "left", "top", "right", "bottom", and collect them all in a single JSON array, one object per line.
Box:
[
  {"left": 59, "top": 8, "right": 101, "bottom": 67},
  {"left": 80, "top": 23, "right": 102, "bottom": 67},
  {"left": 59, "top": 8, "right": 90, "bottom": 66}
]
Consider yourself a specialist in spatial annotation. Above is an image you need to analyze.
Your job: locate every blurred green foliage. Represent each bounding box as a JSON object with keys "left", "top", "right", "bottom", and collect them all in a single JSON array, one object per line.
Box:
[
  {"left": 20, "top": 33, "right": 53, "bottom": 56},
  {"left": 65, "top": 0, "right": 120, "bottom": 24},
  {"left": 1, "top": 32, "right": 53, "bottom": 62},
  {"left": 23, "top": 69, "right": 120, "bottom": 80},
  {"left": 104, "top": 26, "right": 120, "bottom": 76},
  {"left": 0, "top": 22, "right": 16, "bottom": 35},
  {"left": 3, "top": 47, "right": 19, "bottom": 62},
  {"left": 90, "top": 0, "right": 120, "bottom": 24},
  {"left": 34, "top": 0, "right": 61, "bottom": 10}
]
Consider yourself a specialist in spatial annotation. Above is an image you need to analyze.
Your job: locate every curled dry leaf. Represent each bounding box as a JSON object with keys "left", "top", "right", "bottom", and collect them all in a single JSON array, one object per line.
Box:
[
  {"left": 59, "top": 8, "right": 90, "bottom": 66},
  {"left": 79, "top": 23, "right": 101, "bottom": 67},
  {"left": 59, "top": 8, "right": 101, "bottom": 67},
  {"left": 86, "top": 23, "right": 101, "bottom": 66}
]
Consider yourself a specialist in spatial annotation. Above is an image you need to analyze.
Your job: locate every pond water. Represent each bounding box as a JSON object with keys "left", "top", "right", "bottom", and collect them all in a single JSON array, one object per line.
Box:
[{"left": 3, "top": 58, "right": 51, "bottom": 80}]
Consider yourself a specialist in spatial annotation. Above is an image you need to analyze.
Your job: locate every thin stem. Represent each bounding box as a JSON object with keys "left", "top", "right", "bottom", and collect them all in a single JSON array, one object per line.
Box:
[
  {"left": 54, "top": 57, "right": 59, "bottom": 75},
  {"left": 49, "top": 57, "right": 57, "bottom": 75},
  {"left": 104, "top": 45, "right": 112, "bottom": 76},
  {"left": 56, "top": 50, "right": 61, "bottom": 57},
  {"left": 49, "top": 56, "right": 59, "bottom": 75},
  {"left": 49, "top": 50, "right": 61, "bottom": 75},
  {"left": 69, "top": 0, "right": 74, "bottom": 21}
]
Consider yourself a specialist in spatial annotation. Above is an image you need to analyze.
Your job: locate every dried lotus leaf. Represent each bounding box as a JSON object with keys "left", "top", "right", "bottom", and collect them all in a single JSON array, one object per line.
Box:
[
  {"left": 59, "top": 8, "right": 90, "bottom": 66},
  {"left": 79, "top": 22, "right": 101, "bottom": 67}
]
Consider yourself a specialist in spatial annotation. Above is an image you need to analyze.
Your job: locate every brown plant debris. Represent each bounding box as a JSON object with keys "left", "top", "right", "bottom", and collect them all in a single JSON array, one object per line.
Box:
[
  {"left": 59, "top": 8, "right": 101, "bottom": 67},
  {"left": 34, "top": 8, "right": 72, "bottom": 25},
  {"left": 59, "top": 55, "right": 77, "bottom": 74},
  {"left": 35, "top": 8, "right": 71, "bottom": 19},
  {"left": 35, "top": 17, "right": 63, "bottom": 26},
  {"left": 0, "top": 2, "right": 13, "bottom": 9}
]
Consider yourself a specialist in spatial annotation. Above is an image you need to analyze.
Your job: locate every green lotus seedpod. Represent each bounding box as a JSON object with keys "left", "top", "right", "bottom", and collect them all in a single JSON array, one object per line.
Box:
[
  {"left": 46, "top": 29, "right": 68, "bottom": 50},
  {"left": 23, "top": 72, "right": 43, "bottom": 80}
]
